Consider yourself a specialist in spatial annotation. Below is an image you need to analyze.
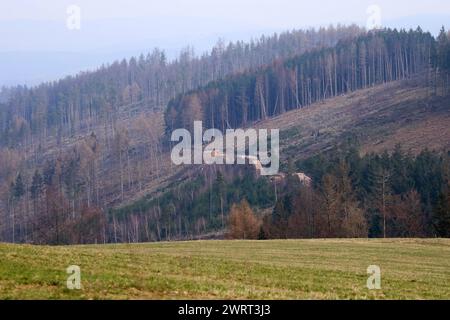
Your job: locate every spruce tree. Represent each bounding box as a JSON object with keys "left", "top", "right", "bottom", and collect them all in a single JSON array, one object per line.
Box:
[{"left": 433, "top": 191, "right": 450, "bottom": 237}]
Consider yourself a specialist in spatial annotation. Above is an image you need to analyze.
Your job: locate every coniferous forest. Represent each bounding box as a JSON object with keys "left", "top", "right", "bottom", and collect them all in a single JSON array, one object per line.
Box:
[
  {"left": 113, "top": 146, "right": 450, "bottom": 242},
  {"left": 165, "top": 28, "right": 440, "bottom": 132},
  {"left": 0, "top": 26, "right": 449, "bottom": 244}
]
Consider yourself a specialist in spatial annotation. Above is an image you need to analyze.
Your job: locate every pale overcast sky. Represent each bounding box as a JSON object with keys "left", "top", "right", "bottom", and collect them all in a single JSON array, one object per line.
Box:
[
  {"left": 1, "top": 0, "right": 450, "bottom": 24},
  {"left": 1, "top": 0, "right": 449, "bottom": 86}
]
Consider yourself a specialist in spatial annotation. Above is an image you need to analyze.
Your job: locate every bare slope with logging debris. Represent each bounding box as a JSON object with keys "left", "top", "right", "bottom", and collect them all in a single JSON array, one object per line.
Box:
[{"left": 254, "top": 77, "right": 450, "bottom": 161}]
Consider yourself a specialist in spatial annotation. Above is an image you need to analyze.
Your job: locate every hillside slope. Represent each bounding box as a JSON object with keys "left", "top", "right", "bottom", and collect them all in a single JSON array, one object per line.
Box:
[
  {"left": 254, "top": 77, "right": 450, "bottom": 162},
  {"left": 1, "top": 74, "right": 447, "bottom": 245},
  {"left": 106, "top": 76, "right": 450, "bottom": 243}
]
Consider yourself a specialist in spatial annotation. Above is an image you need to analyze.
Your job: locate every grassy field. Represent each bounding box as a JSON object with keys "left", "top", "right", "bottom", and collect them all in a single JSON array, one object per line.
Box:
[{"left": 0, "top": 239, "right": 449, "bottom": 300}]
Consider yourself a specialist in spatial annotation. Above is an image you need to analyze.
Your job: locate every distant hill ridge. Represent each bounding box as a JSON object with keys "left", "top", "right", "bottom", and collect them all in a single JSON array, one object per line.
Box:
[{"left": 165, "top": 28, "right": 437, "bottom": 133}]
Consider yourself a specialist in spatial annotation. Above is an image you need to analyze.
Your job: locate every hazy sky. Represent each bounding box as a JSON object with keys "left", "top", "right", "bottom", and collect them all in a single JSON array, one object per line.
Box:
[
  {"left": 1, "top": 0, "right": 449, "bottom": 86},
  {"left": 1, "top": 0, "right": 450, "bottom": 24}
]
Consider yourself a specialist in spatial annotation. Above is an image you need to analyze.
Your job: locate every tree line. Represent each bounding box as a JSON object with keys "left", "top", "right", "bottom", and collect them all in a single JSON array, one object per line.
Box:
[
  {"left": 2, "top": 141, "right": 448, "bottom": 243},
  {"left": 228, "top": 147, "right": 450, "bottom": 239},
  {"left": 107, "top": 166, "right": 275, "bottom": 242},
  {"left": 165, "top": 28, "right": 449, "bottom": 133}
]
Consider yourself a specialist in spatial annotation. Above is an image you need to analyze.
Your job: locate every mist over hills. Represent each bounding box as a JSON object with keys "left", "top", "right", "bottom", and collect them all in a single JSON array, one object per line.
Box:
[{"left": 0, "top": 17, "right": 278, "bottom": 87}]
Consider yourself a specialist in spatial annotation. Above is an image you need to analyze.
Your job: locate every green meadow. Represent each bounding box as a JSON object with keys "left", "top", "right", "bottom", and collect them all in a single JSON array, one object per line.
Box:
[{"left": 0, "top": 239, "right": 449, "bottom": 300}]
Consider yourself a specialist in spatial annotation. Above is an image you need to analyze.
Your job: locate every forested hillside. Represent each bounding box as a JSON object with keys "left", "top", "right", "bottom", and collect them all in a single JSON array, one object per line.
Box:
[
  {"left": 265, "top": 147, "right": 450, "bottom": 239},
  {"left": 0, "top": 25, "right": 365, "bottom": 244},
  {"left": 0, "top": 25, "right": 362, "bottom": 147},
  {"left": 165, "top": 28, "right": 444, "bottom": 132},
  {"left": 112, "top": 77, "right": 450, "bottom": 242},
  {"left": 0, "top": 26, "right": 449, "bottom": 244}
]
